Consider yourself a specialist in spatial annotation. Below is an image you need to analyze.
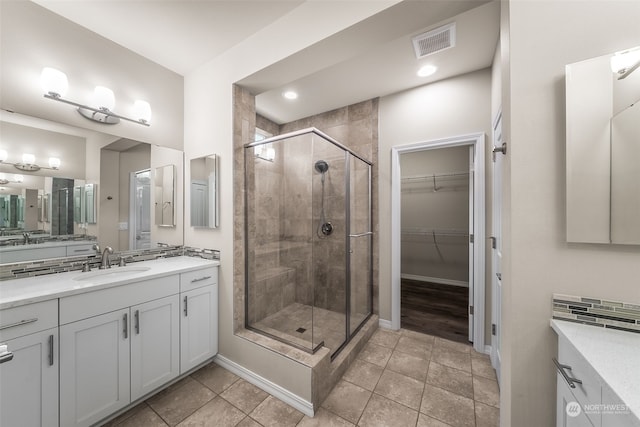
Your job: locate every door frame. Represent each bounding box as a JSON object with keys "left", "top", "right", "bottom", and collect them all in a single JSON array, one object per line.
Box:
[
  {"left": 491, "top": 110, "right": 503, "bottom": 382},
  {"left": 390, "top": 132, "right": 486, "bottom": 353}
]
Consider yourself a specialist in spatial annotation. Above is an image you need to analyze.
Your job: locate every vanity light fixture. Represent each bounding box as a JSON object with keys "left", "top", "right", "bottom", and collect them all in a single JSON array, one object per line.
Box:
[
  {"left": 0, "top": 150, "right": 61, "bottom": 172},
  {"left": 41, "top": 67, "right": 152, "bottom": 126},
  {"left": 610, "top": 47, "right": 640, "bottom": 80},
  {"left": 417, "top": 65, "right": 437, "bottom": 77},
  {"left": 0, "top": 173, "right": 24, "bottom": 185}
]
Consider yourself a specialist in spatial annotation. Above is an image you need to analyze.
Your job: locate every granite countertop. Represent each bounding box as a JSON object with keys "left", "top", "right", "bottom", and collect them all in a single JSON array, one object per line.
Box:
[
  {"left": 0, "top": 256, "right": 220, "bottom": 310},
  {"left": 551, "top": 318, "right": 640, "bottom": 422}
]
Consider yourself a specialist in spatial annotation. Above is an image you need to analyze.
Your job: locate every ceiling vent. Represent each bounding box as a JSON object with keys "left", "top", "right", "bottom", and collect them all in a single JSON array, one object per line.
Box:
[{"left": 412, "top": 22, "right": 456, "bottom": 59}]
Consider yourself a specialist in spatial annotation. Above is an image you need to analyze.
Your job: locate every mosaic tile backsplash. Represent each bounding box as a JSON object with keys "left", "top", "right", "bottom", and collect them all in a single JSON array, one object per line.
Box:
[
  {"left": 0, "top": 245, "right": 220, "bottom": 281},
  {"left": 553, "top": 293, "right": 640, "bottom": 334}
]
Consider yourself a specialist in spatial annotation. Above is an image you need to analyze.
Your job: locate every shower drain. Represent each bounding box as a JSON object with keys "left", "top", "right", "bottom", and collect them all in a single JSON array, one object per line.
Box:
[{"left": 296, "top": 327, "right": 307, "bottom": 333}]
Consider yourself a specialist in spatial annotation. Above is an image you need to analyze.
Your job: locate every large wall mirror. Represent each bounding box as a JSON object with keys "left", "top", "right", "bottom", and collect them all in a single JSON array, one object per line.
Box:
[
  {"left": 0, "top": 111, "right": 185, "bottom": 262},
  {"left": 190, "top": 154, "right": 219, "bottom": 229},
  {"left": 566, "top": 45, "right": 640, "bottom": 244}
]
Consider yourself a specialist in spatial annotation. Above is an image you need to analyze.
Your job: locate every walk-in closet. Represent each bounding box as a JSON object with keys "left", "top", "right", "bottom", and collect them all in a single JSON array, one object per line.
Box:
[{"left": 400, "top": 146, "right": 471, "bottom": 343}]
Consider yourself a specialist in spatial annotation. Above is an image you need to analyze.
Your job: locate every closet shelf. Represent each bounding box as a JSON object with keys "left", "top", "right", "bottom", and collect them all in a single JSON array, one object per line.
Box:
[
  {"left": 401, "top": 171, "right": 469, "bottom": 182},
  {"left": 401, "top": 171, "right": 470, "bottom": 192},
  {"left": 401, "top": 228, "right": 469, "bottom": 238}
]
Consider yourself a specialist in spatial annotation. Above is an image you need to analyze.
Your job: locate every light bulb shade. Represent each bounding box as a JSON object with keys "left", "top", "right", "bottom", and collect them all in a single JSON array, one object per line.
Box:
[
  {"left": 0, "top": 150, "right": 7, "bottom": 162},
  {"left": 133, "top": 100, "right": 152, "bottom": 123},
  {"left": 611, "top": 48, "right": 640, "bottom": 73},
  {"left": 22, "top": 153, "right": 36, "bottom": 164},
  {"left": 14, "top": 175, "right": 24, "bottom": 183},
  {"left": 41, "top": 67, "right": 68, "bottom": 97},
  {"left": 48, "top": 157, "right": 61, "bottom": 169},
  {"left": 93, "top": 86, "right": 116, "bottom": 111}
]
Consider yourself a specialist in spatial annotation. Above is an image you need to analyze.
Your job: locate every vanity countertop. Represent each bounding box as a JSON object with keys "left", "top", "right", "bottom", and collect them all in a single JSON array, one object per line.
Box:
[
  {"left": 551, "top": 319, "right": 640, "bottom": 421},
  {"left": 0, "top": 256, "right": 219, "bottom": 310}
]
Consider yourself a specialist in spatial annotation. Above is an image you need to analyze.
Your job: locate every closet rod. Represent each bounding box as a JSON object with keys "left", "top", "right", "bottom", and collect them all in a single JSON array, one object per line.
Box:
[
  {"left": 401, "top": 228, "right": 469, "bottom": 237},
  {"left": 401, "top": 171, "right": 469, "bottom": 182}
]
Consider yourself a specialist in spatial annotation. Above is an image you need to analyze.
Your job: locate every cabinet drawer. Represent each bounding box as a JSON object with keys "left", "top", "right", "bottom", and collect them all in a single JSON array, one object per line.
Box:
[
  {"left": 66, "top": 244, "right": 96, "bottom": 257},
  {"left": 558, "top": 338, "right": 603, "bottom": 427},
  {"left": 180, "top": 267, "right": 218, "bottom": 292},
  {"left": 60, "top": 275, "right": 179, "bottom": 325},
  {"left": 0, "top": 300, "right": 58, "bottom": 341}
]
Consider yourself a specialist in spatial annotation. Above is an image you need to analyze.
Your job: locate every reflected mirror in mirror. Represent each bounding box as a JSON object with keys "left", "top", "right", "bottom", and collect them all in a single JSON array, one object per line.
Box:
[
  {"left": 190, "top": 154, "right": 219, "bottom": 229},
  {"left": 84, "top": 183, "right": 97, "bottom": 224},
  {"left": 566, "top": 45, "right": 640, "bottom": 244},
  {"left": 154, "top": 164, "right": 175, "bottom": 227}
]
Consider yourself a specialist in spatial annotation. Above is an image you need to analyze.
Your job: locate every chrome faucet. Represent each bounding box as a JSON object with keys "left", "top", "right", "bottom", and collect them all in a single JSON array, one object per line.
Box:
[
  {"left": 99, "top": 247, "right": 113, "bottom": 269},
  {"left": 92, "top": 243, "right": 100, "bottom": 255}
]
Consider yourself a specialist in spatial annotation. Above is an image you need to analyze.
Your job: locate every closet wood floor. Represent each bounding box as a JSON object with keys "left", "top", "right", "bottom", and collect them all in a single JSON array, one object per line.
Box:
[{"left": 401, "top": 279, "right": 469, "bottom": 344}]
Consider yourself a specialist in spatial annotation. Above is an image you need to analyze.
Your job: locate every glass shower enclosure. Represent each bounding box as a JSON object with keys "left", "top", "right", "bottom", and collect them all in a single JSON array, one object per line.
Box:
[{"left": 245, "top": 128, "right": 372, "bottom": 358}]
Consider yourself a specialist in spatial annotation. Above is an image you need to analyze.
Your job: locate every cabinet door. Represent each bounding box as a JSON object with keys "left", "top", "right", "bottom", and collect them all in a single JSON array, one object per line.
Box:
[
  {"left": 60, "top": 308, "right": 130, "bottom": 427},
  {"left": 0, "top": 328, "right": 58, "bottom": 427},
  {"left": 180, "top": 285, "right": 218, "bottom": 373},
  {"left": 557, "top": 374, "right": 595, "bottom": 427},
  {"left": 131, "top": 295, "right": 180, "bottom": 401}
]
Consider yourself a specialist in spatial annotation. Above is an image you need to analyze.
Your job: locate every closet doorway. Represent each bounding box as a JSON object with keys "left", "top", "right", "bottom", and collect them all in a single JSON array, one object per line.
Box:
[{"left": 391, "top": 133, "right": 485, "bottom": 352}]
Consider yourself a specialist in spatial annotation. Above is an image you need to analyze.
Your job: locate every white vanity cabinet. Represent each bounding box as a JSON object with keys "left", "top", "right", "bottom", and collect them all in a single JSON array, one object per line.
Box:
[
  {"left": 179, "top": 267, "right": 218, "bottom": 373},
  {"left": 0, "top": 300, "right": 59, "bottom": 427},
  {"left": 60, "top": 275, "right": 181, "bottom": 427}
]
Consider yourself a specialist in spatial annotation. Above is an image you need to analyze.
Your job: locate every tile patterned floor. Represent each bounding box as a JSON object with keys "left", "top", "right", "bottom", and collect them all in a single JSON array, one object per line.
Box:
[{"left": 102, "top": 328, "right": 499, "bottom": 427}]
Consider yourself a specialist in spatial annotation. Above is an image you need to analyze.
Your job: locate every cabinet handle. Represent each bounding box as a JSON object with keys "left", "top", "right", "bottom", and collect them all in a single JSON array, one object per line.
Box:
[
  {"left": 191, "top": 276, "right": 211, "bottom": 283},
  {"left": 553, "top": 358, "right": 583, "bottom": 389},
  {"left": 0, "top": 344, "right": 13, "bottom": 364},
  {"left": 184, "top": 296, "right": 188, "bottom": 317},
  {"left": 0, "top": 318, "right": 38, "bottom": 330},
  {"left": 48, "top": 334, "right": 54, "bottom": 366},
  {"left": 123, "top": 313, "right": 128, "bottom": 339},
  {"left": 135, "top": 310, "right": 140, "bottom": 335}
]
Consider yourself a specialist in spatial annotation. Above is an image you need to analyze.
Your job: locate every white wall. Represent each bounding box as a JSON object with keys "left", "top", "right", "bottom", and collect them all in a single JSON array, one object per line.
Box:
[
  {"left": 378, "top": 68, "right": 492, "bottom": 329},
  {"left": 502, "top": 1, "right": 640, "bottom": 426},
  {"left": 184, "top": 1, "right": 401, "bottom": 403}
]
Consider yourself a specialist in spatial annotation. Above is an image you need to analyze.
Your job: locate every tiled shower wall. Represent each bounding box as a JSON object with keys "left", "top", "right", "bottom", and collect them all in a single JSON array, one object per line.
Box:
[{"left": 234, "top": 85, "right": 379, "bottom": 335}]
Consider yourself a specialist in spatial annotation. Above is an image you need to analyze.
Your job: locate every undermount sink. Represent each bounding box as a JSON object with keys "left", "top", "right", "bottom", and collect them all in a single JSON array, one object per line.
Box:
[{"left": 73, "top": 266, "right": 151, "bottom": 281}]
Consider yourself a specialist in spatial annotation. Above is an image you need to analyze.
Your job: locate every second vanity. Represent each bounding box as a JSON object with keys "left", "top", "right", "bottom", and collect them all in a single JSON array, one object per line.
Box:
[{"left": 0, "top": 256, "right": 219, "bottom": 427}]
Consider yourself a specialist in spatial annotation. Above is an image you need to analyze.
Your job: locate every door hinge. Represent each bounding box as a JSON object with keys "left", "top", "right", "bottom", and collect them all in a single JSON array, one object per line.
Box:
[
  {"left": 469, "top": 306, "right": 474, "bottom": 315},
  {"left": 469, "top": 234, "right": 474, "bottom": 243},
  {"left": 492, "top": 324, "right": 497, "bottom": 336},
  {"left": 490, "top": 236, "right": 496, "bottom": 249}
]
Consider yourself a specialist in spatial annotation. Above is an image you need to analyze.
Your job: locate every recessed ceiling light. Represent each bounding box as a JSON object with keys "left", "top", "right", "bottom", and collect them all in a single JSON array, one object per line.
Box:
[
  {"left": 417, "top": 65, "right": 437, "bottom": 77},
  {"left": 282, "top": 91, "right": 298, "bottom": 100}
]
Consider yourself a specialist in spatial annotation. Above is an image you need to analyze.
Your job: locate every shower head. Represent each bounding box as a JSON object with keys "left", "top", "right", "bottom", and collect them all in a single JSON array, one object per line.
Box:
[{"left": 314, "top": 160, "right": 329, "bottom": 173}]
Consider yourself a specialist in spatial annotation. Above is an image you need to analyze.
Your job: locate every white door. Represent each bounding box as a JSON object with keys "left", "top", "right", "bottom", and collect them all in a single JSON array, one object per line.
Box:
[
  {"left": 131, "top": 295, "right": 180, "bottom": 401},
  {"left": 60, "top": 309, "right": 130, "bottom": 427},
  {"left": 491, "top": 112, "right": 503, "bottom": 382},
  {"left": 0, "top": 328, "right": 58, "bottom": 427},
  {"left": 180, "top": 285, "right": 218, "bottom": 374}
]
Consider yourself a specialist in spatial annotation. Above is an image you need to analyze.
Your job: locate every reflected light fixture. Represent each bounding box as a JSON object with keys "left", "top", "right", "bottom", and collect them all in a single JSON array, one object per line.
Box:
[
  {"left": 417, "top": 65, "right": 438, "bottom": 77},
  {"left": 0, "top": 150, "right": 61, "bottom": 172},
  {"left": 610, "top": 47, "right": 640, "bottom": 80},
  {"left": 254, "top": 144, "right": 276, "bottom": 162},
  {"left": 41, "top": 67, "right": 152, "bottom": 126},
  {"left": 0, "top": 173, "right": 24, "bottom": 185},
  {"left": 282, "top": 91, "right": 298, "bottom": 100}
]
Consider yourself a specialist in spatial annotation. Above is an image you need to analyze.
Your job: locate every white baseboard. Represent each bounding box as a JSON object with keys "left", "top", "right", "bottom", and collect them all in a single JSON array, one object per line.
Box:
[
  {"left": 214, "top": 354, "right": 314, "bottom": 417},
  {"left": 401, "top": 274, "right": 469, "bottom": 288},
  {"left": 483, "top": 344, "right": 492, "bottom": 355},
  {"left": 378, "top": 318, "right": 395, "bottom": 330}
]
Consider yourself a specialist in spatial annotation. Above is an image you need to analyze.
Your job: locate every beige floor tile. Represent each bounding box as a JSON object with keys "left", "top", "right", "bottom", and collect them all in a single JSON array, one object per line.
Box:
[
  {"left": 191, "top": 363, "right": 240, "bottom": 394},
  {"left": 395, "top": 336, "right": 432, "bottom": 358},
  {"left": 357, "top": 342, "right": 393, "bottom": 368},
  {"left": 471, "top": 356, "right": 497, "bottom": 380},
  {"left": 473, "top": 376, "right": 500, "bottom": 408},
  {"left": 176, "top": 397, "right": 245, "bottom": 427},
  {"left": 434, "top": 338, "right": 472, "bottom": 354},
  {"left": 475, "top": 401, "right": 500, "bottom": 427},
  {"left": 297, "top": 408, "right": 355, "bottom": 426},
  {"left": 400, "top": 329, "right": 436, "bottom": 344},
  {"left": 471, "top": 349, "right": 491, "bottom": 360},
  {"left": 386, "top": 350, "right": 429, "bottom": 381},
  {"left": 235, "top": 416, "right": 262, "bottom": 427},
  {"left": 147, "top": 376, "right": 216, "bottom": 426},
  {"left": 431, "top": 347, "right": 472, "bottom": 373},
  {"left": 357, "top": 394, "right": 418, "bottom": 427},
  {"left": 220, "top": 379, "right": 269, "bottom": 413},
  {"left": 321, "top": 380, "right": 372, "bottom": 424},
  {"left": 342, "top": 359, "right": 384, "bottom": 391},
  {"left": 249, "top": 395, "right": 304, "bottom": 427},
  {"left": 373, "top": 369, "right": 424, "bottom": 410},
  {"left": 102, "top": 402, "right": 149, "bottom": 426},
  {"left": 420, "top": 384, "right": 475, "bottom": 427},
  {"left": 114, "top": 404, "right": 168, "bottom": 427},
  {"left": 368, "top": 328, "right": 401, "bottom": 349},
  {"left": 417, "top": 413, "right": 454, "bottom": 427},
  {"left": 426, "top": 362, "right": 473, "bottom": 399}
]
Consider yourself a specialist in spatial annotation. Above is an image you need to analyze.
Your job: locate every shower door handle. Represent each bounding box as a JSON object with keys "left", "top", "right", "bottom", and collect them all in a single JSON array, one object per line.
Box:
[{"left": 349, "top": 232, "right": 372, "bottom": 238}]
